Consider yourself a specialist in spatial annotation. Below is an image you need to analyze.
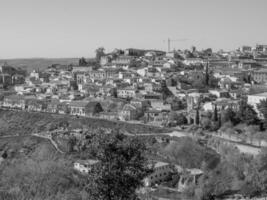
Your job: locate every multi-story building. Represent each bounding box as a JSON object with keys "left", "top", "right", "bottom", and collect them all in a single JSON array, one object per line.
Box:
[
  {"left": 112, "top": 55, "right": 133, "bottom": 66},
  {"left": 117, "top": 87, "right": 137, "bottom": 99},
  {"left": 124, "top": 48, "right": 146, "bottom": 57},
  {"left": 144, "top": 162, "right": 174, "bottom": 186},
  {"left": 256, "top": 44, "right": 267, "bottom": 53},
  {"left": 252, "top": 69, "right": 267, "bottom": 83},
  {"left": 119, "top": 104, "right": 137, "bottom": 121},
  {"left": 69, "top": 101, "right": 103, "bottom": 117},
  {"left": 100, "top": 55, "right": 112, "bottom": 66},
  {"left": 239, "top": 46, "right": 252, "bottom": 53},
  {"left": 3, "top": 95, "right": 26, "bottom": 110}
]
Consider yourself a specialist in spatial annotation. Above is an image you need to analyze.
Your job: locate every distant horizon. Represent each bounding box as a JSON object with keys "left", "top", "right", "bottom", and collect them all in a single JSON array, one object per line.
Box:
[
  {"left": 0, "top": 43, "right": 261, "bottom": 60},
  {"left": 0, "top": 42, "right": 265, "bottom": 60}
]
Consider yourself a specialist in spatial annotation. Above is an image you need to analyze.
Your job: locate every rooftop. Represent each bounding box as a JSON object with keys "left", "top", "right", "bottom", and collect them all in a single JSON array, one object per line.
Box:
[
  {"left": 154, "top": 161, "right": 170, "bottom": 168},
  {"left": 248, "top": 92, "right": 267, "bottom": 97}
]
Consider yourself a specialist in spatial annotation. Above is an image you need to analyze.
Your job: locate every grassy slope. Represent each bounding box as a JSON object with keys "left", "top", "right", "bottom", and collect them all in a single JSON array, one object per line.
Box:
[
  {"left": 0, "top": 135, "right": 59, "bottom": 161},
  {"left": 0, "top": 109, "right": 169, "bottom": 136}
]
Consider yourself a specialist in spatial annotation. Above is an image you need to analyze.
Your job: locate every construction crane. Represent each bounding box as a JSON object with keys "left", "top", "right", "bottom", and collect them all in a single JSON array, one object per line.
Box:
[{"left": 164, "top": 38, "right": 188, "bottom": 52}]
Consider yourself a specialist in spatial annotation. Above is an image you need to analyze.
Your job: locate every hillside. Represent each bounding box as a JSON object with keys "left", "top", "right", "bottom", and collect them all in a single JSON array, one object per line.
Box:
[
  {"left": 161, "top": 137, "right": 220, "bottom": 169},
  {"left": 0, "top": 109, "right": 169, "bottom": 136},
  {"left": 0, "top": 58, "right": 79, "bottom": 72}
]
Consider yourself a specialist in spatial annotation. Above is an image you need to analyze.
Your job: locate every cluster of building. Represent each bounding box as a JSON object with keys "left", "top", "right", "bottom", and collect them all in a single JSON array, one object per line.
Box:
[
  {"left": 1, "top": 44, "right": 267, "bottom": 127},
  {"left": 73, "top": 158, "right": 203, "bottom": 192}
]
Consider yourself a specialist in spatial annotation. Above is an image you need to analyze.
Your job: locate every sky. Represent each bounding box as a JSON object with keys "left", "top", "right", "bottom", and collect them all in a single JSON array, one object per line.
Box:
[{"left": 0, "top": 0, "right": 267, "bottom": 58}]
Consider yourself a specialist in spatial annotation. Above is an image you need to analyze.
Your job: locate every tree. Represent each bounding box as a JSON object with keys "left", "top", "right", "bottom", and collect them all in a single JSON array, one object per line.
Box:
[
  {"left": 79, "top": 57, "right": 88, "bottom": 66},
  {"left": 212, "top": 105, "right": 218, "bottom": 122},
  {"left": 95, "top": 47, "right": 105, "bottom": 63},
  {"left": 177, "top": 113, "right": 188, "bottom": 125},
  {"left": 196, "top": 109, "right": 200, "bottom": 125},
  {"left": 205, "top": 62, "right": 209, "bottom": 86},
  {"left": 171, "top": 98, "right": 186, "bottom": 111},
  {"left": 86, "top": 131, "right": 151, "bottom": 200},
  {"left": 201, "top": 118, "right": 212, "bottom": 130},
  {"left": 237, "top": 99, "right": 259, "bottom": 125},
  {"left": 257, "top": 99, "right": 267, "bottom": 129},
  {"left": 169, "top": 112, "right": 187, "bottom": 125},
  {"left": 221, "top": 108, "right": 240, "bottom": 126},
  {"left": 0, "top": 158, "right": 85, "bottom": 200}
]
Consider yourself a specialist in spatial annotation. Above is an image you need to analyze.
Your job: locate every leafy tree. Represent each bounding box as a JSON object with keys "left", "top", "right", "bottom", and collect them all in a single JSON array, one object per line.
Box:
[
  {"left": 257, "top": 99, "right": 267, "bottom": 129},
  {"left": 196, "top": 109, "right": 200, "bottom": 125},
  {"left": 237, "top": 100, "right": 259, "bottom": 125},
  {"left": 212, "top": 105, "right": 218, "bottom": 122},
  {"left": 177, "top": 113, "right": 188, "bottom": 125},
  {"left": 171, "top": 98, "right": 186, "bottom": 111},
  {"left": 169, "top": 112, "right": 187, "bottom": 125},
  {"left": 208, "top": 75, "right": 219, "bottom": 88},
  {"left": 201, "top": 117, "right": 212, "bottom": 130},
  {"left": 221, "top": 108, "right": 240, "bottom": 125},
  {"left": 205, "top": 62, "right": 209, "bottom": 86},
  {"left": 86, "top": 131, "right": 151, "bottom": 200},
  {"left": 79, "top": 57, "right": 88, "bottom": 66}
]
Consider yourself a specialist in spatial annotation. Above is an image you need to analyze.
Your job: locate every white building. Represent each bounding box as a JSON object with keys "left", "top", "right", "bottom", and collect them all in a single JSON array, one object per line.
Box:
[
  {"left": 30, "top": 70, "right": 39, "bottom": 79},
  {"left": 117, "top": 87, "right": 137, "bottom": 98},
  {"left": 183, "top": 58, "right": 205, "bottom": 66},
  {"left": 144, "top": 162, "right": 174, "bottom": 187},
  {"left": 74, "top": 159, "right": 99, "bottom": 174},
  {"left": 247, "top": 92, "right": 267, "bottom": 118}
]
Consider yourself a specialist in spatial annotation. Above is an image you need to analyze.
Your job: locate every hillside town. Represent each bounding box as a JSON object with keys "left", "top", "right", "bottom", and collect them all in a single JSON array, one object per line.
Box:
[
  {"left": 1, "top": 45, "right": 267, "bottom": 127},
  {"left": 1, "top": 45, "right": 267, "bottom": 199}
]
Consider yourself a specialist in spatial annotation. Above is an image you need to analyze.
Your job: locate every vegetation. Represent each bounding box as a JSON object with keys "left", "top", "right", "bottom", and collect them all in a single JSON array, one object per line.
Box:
[
  {"left": 182, "top": 142, "right": 267, "bottom": 200},
  {"left": 161, "top": 138, "right": 220, "bottom": 169},
  {"left": 0, "top": 131, "right": 152, "bottom": 200},
  {"left": 86, "top": 131, "right": 151, "bottom": 200},
  {"left": 0, "top": 109, "right": 169, "bottom": 136},
  {"left": 258, "top": 99, "right": 267, "bottom": 129}
]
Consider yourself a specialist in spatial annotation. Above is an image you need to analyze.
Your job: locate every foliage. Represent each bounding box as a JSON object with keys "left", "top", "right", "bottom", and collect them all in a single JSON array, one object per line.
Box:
[
  {"left": 220, "top": 108, "right": 240, "bottom": 125},
  {"left": 168, "top": 112, "right": 187, "bottom": 125},
  {"left": 0, "top": 158, "right": 86, "bottom": 200},
  {"left": 257, "top": 99, "right": 267, "bottom": 129},
  {"left": 0, "top": 110, "right": 169, "bottom": 137},
  {"left": 162, "top": 138, "right": 220, "bottom": 169},
  {"left": 191, "top": 141, "right": 267, "bottom": 199},
  {"left": 237, "top": 100, "right": 259, "bottom": 125},
  {"left": 201, "top": 117, "right": 212, "bottom": 130},
  {"left": 196, "top": 109, "right": 200, "bottom": 125},
  {"left": 78, "top": 57, "right": 88, "bottom": 66},
  {"left": 86, "top": 131, "right": 151, "bottom": 200},
  {"left": 212, "top": 105, "right": 218, "bottom": 122},
  {"left": 170, "top": 98, "right": 186, "bottom": 111}
]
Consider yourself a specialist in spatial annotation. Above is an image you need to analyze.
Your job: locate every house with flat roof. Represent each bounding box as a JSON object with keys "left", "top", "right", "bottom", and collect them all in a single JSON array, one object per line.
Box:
[{"left": 69, "top": 101, "right": 103, "bottom": 117}]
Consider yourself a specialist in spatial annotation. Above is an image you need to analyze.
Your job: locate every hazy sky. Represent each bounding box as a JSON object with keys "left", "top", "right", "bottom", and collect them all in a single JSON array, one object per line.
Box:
[{"left": 0, "top": 0, "right": 267, "bottom": 58}]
